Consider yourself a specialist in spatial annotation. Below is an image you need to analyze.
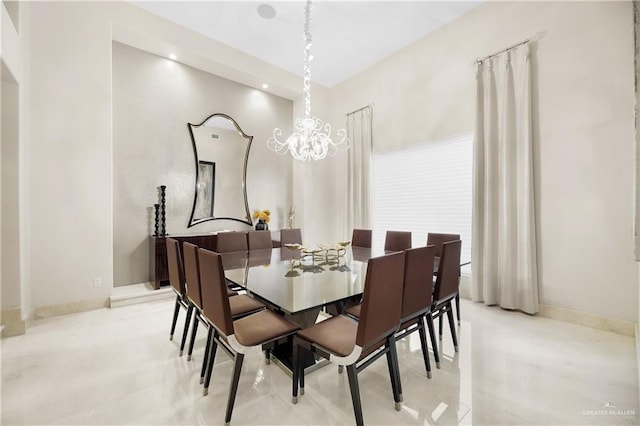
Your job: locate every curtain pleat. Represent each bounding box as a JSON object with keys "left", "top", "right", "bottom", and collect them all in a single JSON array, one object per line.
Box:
[
  {"left": 347, "top": 106, "right": 373, "bottom": 233},
  {"left": 471, "top": 44, "right": 539, "bottom": 314}
]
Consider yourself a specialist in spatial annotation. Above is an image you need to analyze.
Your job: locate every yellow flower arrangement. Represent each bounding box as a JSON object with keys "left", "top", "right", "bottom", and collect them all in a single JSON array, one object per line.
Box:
[{"left": 252, "top": 209, "right": 271, "bottom": 223}]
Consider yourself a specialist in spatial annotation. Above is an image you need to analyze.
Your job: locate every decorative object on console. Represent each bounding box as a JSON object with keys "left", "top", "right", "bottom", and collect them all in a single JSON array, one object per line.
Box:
[
  {"left": 288, "top": 205, "right": 295, "bottom": 229},
  {"left": 153, "top": 204, "right": 160, "bottom": 237},
  {"left": 266, "top": 0, "right": 350, "bottom": 161},
  {"left": 253, "top": 209, "right": 271, "bottom": 231},
  {"left": 160, "top": 185, "right": 167, "bottom": 236}
]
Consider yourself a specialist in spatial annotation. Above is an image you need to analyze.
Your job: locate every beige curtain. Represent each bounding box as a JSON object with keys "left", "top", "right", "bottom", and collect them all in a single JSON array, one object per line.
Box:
[
  {"left": 471, "top": 44, "right": 539, "bottom": 314},
  {"left": 346, "top": 106, "right": 373, "bottom": 234}
]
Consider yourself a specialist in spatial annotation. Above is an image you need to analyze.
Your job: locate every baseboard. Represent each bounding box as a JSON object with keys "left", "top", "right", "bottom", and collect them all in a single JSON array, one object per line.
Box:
[
  {"left": 538, "top": 303, "right": 635, "bottom": 337},
  {"left": 636, "top": 323, "right": 640, "bottom": 412},
  {"left": 460, "top": 277, "right": 634, "bottom": 337},
  {"left": 110, "top": 282, "right": 173, "bottom": 308},
  {"left": 1, "top": 307, "right": 26, "bottom": 337},
  {"left": 33, "top": 298, "right": 109, "bottom": 320}
]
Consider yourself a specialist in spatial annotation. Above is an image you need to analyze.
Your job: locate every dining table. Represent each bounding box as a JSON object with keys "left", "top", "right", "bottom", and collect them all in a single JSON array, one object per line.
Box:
[{"left": 220, "top": 245, "right": 386, "bottom": 373}]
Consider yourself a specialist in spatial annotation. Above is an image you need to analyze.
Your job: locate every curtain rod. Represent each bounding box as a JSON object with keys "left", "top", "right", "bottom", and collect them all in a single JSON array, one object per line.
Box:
[
  {"left": 475, "top": 31, "right": 545, "bottom": 64},
  {"left": 476, "top": 39, "right": 529, "bottom": 63},
  {"left": 347, "top": 103, "right": 374, "bottom": 116}
]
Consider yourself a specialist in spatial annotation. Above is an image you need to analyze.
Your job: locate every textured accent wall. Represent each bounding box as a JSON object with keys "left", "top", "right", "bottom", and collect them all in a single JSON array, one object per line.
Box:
[{"left": 113, "top": 42, "right": 293, "bottom": 286}]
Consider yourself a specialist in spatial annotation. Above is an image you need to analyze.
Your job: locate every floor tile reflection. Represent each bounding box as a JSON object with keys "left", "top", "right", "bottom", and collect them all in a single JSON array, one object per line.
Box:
[{"left": 2, "top": 299, "right": 637, "bottom": 425}]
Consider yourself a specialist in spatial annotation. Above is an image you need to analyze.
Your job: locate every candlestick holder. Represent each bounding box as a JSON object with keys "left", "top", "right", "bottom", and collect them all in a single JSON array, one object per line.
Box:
[
  {"left": 160, "top": 185, "right": 167, "bottom": 236},
  {"left": 153, "top": 204, "right": 160, "bottom": 236}
]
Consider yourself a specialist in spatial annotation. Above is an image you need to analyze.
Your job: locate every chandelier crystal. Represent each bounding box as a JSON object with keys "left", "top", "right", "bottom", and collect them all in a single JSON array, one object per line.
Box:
[{"left": 267, "top": 0, "right": 349, "bottom": 161}]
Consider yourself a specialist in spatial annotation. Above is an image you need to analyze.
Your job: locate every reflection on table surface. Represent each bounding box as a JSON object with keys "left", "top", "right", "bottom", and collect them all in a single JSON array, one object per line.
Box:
[{"left": 221, "top": 247, "right": 387, "bottom": 315}]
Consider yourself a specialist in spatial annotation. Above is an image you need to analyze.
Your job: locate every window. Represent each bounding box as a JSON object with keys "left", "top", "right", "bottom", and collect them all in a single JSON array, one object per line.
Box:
[{"left": 372, "top": 133, "right": 473, "bottom": 266}]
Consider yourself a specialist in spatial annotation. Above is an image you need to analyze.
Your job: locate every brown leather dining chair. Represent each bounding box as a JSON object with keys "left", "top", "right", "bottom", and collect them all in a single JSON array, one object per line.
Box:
[
  {"left": 198, "top": 249, "right": 300, "bottom": 424},
  {"left": 247, "top": 230, "right": 273, "bottom": 250},
  {"left": 351, "top": 228, "right": 372, "bottom": 248},
  {"left": 166, "top": 238, "right": 192, "bottom": 356},
  {"left": 216, "top": 231, "right": 248, "bottom": 253},
  {"left": 216, "top": 232, "right": 249, "bottom": 292},
  {"left": 384, "top": 230, "right": 412, "bottom": 252},
  {"left": 431, "top": 240, "right": 462, "bottom": 354},
  {"left": 394, "top": 246, "right": 438, "bottom": 376},
  {"left": 280, "top": 228, "right": 302, "bottom": 245},
  {"left": 345, "top": 245, "right": 439, "bottom": 377},
  {"left": 292, "top": 251, "right": 406, "bottom": 426},
  {"left": 427, "top": 233, "right": 461, "bottom": 325},
  {"left": 182, "top": 242, "right": 265, "bottom": 384}
]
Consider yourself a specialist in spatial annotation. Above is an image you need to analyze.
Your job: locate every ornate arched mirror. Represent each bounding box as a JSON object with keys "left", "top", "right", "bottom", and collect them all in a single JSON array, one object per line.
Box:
[{"left": 187, "top": 113, "right": 252, "bottom": 227}]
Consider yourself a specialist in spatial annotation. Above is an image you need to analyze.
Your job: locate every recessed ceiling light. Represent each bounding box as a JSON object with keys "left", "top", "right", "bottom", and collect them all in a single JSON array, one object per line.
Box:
[
  {"left": 169, "top": 53, "right": 177, "bottom": 60},
  {"left": 257, "top": 4, "right": 276, "bottom": 20},
  {"left": 262, "top": 83, "right": 269, "bottom": 89}
]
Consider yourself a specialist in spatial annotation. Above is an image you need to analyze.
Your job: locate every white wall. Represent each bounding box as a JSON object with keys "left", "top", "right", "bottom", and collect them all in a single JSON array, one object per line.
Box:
[
  {"left": 30, "top": 2, "right": 113, "bottom": 307},
  {"left": 1, "top": 0, "right": 31, "bottom": 326},
  {"left": 23, "top": 0, "right": 640, "bottom": 323},
  {"left": 112, "top": 42, "right": 292, "bottom": 286},
  {"left": 325, "top": 1, "right": 637, "bottom": 321},
  {"left": 1, "top": 79, "right": 19, "bottom": 309},
  {"left": 28, "top": 1, "right": 300, "bottom": 308}
]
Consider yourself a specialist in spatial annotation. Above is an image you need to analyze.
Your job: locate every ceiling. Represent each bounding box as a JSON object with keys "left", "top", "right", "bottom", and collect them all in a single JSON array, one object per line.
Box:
[{"left": 131, "top": 1, "right": 482, "bottom": 88}]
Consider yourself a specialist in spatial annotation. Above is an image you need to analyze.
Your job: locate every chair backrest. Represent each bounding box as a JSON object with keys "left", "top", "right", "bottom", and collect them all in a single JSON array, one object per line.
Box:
[
  {"left": 427, "top": 232, "right": 461, "bottom": 276},
  {"left": 356, "top": 251, "right": 405, "bottom": 348},
  {"left": 351, "top": 229, "right": 372, "bottom": 248},
  {"left": 166, "top": 238, "right": 186, "bottom": 295},
  {"left": 182, "top": 242, "right": 204, "bottom": 309},
  {"left": 384, "top": 231, "right": 412, "bottom": 252},
  {"left": 401, "top": 246, "right": 435, "bottom": 320},
  {"left": 247, "top": 230, "right": 273, "bottom": 250},
  {"left": 217, "top": 232, "right": 248, "bottom": 253},
  {"left": 426, "top": 233, "right": 460, "bottom": 257},
  {"left": 433, "top": 240, "right": 462, "bottom": 305},
  {"left": 198, "top": 248, "right": 234, "bottom": 337},
  {"left": 247, "top": 249, "right": 272, "bottom": 267},
  {"left": 280, "top": 228, "right": 302, "bottom": 245}
]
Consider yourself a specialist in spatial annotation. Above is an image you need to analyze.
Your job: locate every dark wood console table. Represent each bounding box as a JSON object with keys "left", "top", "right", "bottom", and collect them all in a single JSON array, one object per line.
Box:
[{"left": 150, "top": 233, "right": 219, "bottom": 289}]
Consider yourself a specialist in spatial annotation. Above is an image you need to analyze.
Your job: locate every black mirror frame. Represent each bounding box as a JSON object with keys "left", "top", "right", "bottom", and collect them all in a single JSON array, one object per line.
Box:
[{"left": 187, "top": 113, "right": 253, "bottom": 228}]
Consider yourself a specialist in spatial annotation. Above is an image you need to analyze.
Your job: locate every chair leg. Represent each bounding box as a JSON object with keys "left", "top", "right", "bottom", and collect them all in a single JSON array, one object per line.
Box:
[
  {"left": 292, "top": 342, "right": 300, "bottom": 403},
  {"left": 224, "top": 353, "right": 245, "bottom": 425},
  {"left": 179, "top": 305, "right": 193, "bottom": 356},
  {"left": 417, "top": 319, "right": 432, "bottom": 378},
  {"left": 447, "top": 304, "right": 459, "bottom": 352},
  {"left": 455, "top": 293, "right": 461, "bottom": 325},
  {"left": 425, "top": 315, "right": 440, "bottom": 368},
  {"left": 200, "top": 326, "right": 213, "bottom": 384},
  {"left": 203, "top": 331, "right": 219, "bottom": 396},
  {"left": 346, "top": 365, "right": 364, "bottom": 426},
  {"left": 386, "top": 338, "right": 403, "bottom": 407},
  {"left": 439, "top": 312, "right": 443, "bottom": 341},
  {"left": 299, "top": 347, "right": 305, "bottom": 395},
  {"left": 170, "top": 296, "right": 180, "bottom": 340},
  {"left": 187, "top": 312, "right": 200, "bottom": 361}
]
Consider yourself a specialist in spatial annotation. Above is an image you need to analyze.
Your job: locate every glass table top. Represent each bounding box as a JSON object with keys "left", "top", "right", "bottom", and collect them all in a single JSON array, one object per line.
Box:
[{"left": 221, "top": 247, "right": 386, "bottom": 315}]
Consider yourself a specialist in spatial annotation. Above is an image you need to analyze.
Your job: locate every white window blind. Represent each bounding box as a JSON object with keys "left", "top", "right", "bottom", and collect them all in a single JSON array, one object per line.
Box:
[{"left": 372, "top": 133, "right": 473, "bottom": 265}]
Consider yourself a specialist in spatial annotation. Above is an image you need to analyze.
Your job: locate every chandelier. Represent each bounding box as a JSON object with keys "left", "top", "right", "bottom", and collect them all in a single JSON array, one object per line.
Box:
[{"left": 267, "top": 0, "right": 350, "bottom": 161}]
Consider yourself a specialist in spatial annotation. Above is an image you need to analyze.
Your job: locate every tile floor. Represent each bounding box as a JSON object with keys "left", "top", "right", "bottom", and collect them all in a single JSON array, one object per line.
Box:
[{"left": 1, "top": 298, "right": 638, "bottom": 425}]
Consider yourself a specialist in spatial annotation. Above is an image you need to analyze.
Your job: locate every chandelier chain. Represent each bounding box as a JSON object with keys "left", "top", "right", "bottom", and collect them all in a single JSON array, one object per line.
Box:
[
  {"left": 266, "top": 0, "right": 350, "bottom": 161},
  {"left": 303, "top": 0, "right": 312, "bottom": 118}
]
